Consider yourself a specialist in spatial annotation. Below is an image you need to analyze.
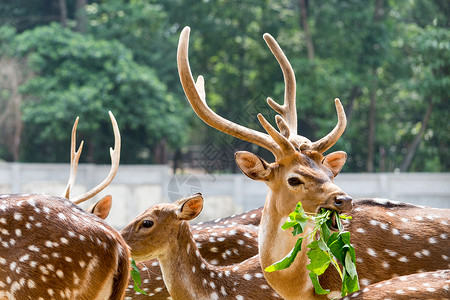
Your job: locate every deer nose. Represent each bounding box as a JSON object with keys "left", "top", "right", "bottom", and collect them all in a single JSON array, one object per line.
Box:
[{"left": 334, "top": 195, "right": 353, "bottom": 212}]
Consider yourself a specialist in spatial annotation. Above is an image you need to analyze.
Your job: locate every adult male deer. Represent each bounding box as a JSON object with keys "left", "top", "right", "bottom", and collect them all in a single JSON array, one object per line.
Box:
[
  {"left": 124, "top": 207, "right": 262, "bottom": 299},
  {"left": 121, "top": 193, "right": 280, "bottom": 300},
  {"left": 0, "top": 112, "right": 131, "bottom": 300},
  {"left": 339, "top": 269, "right": 450, "bottom": 300},
  {"left": 177, "top": 26, "right": 450, "bottom": 299}
]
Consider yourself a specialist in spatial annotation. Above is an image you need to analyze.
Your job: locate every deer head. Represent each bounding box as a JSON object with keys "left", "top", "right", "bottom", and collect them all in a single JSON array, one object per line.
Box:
[
  {"left": 124, "top": 206, "right": 263, "bottom": 299},
  {"left": 178, "top": 26, "right": 351, "bottom": 298},
  {"left": 177, "top": 26, "right": 450, "bottom": 299}
]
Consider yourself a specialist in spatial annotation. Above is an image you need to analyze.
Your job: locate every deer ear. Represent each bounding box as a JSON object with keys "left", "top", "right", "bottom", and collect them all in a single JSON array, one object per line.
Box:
[
  {"left": 87, "top": 195, "right": 112, "bottom": 219},
  {"left": 322, "top": 151, "right": 347, "bottom": 177},
  {"left": 235, "top": 151, "right": 272, "bottom": 181},
  {"left": 177, "top": 193, "right": 204, "bottom": 221}
]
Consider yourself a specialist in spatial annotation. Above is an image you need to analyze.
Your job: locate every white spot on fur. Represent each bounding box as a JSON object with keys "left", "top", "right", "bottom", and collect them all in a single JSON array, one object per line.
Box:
[
  {"left": 398, "top": 256, "right": 409, "bottom": 262},
  {"left": 367, "top": 248, "right": 377, "bottom": 257}
]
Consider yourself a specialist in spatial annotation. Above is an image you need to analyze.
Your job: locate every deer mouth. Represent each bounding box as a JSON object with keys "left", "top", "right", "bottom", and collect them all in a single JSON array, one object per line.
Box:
[
  {"left": 329, "top": 211, "right": 339, "bottom": 231},
  {"left": 318, "top": 208, "right": 339, "bottom": 231}
]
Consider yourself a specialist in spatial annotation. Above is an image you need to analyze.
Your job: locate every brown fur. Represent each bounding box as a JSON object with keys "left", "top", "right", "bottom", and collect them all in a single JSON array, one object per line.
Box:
[
  {"left": 124, "top": 207, "right": 262, "bottom": 299},
  {"left": 338, "top": 270, "right": 450, "bottom": 300},
  {"left": 121, "top": 196, "right": 280, "bottom": 299}
]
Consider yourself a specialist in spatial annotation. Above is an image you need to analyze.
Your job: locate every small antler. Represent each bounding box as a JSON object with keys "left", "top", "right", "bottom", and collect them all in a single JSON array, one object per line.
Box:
[
  {"left": 308, "top": 98, "right": 347, "bottom": 153},
  {"left": 71, "top": 111, "right": 121, "bottom": 205},
  {"left": 61, "top": 117, "right": 84, "bottom": 199}
]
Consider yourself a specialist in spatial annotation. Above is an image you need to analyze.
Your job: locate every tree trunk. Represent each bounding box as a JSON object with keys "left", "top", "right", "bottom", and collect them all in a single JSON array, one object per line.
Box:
[
  {"left": 58, "top": 0, "right": 67, "bottom": 27},
  {"left": 366, "top": 89, "right": 376, "bottom": 172},
  {"left": 366, "top": 0, "right": 385, "bottom": 172},
  {"left": 154, "top": 139, "right": 168, "bottom": 164},
  {"left": 399, "top": 101, "right": 434, "bottom": 172},
  {"left": 345, "top": 86, "right": 363, "bottom": 127},
  {"left": 75, "top": 0, "right": 87, "bottom": 33},
  {"left": 298, "top": 0, "right": 314, "bottom": 61},
  {"left": 0, "top": 58, "right": 25, "bottom": 162}
]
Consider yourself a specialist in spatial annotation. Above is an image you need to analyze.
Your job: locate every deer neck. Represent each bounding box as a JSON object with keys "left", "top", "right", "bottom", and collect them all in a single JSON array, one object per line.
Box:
[
  {"left": 157, "top": 222, "right": 220, "bottom": 300},
  {"left": 259, "top": 190, "right": 317, "bottom": 300}
]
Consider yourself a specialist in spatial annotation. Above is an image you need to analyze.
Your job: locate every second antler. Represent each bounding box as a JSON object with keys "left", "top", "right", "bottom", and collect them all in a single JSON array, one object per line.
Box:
[{"left": 62, "top": 111, "right": 121, "bottom": 205}]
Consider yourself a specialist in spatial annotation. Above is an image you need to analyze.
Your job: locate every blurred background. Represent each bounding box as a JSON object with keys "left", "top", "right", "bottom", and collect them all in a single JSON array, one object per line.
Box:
[{"left": 0, "top": 0, "right": 448, "bottom": 227}]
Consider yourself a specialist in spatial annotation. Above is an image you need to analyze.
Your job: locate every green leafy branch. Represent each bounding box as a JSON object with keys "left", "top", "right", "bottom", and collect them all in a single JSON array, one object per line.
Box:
[
  {"left": 130, "top": 258, "right": 148, "bottom": 295},
  {"left": 265, "top": 202, "right": 359, "bottom": 297}
]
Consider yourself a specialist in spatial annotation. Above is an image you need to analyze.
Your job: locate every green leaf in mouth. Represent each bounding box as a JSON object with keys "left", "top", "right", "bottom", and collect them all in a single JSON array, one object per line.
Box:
[{"left": 265, "top": 203, "right": 360, "bottom": 296}]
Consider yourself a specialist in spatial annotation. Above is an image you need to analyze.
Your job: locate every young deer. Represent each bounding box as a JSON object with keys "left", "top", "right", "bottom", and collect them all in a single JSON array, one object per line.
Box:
[
  {"left": 177, "top": 26, "right": 450, "bottom": 299},
  {"left": 124, "top": 207, "right": 262, "bottom": 299},
  {"left": 339, "top": 269, "right": 450, "bottom": 300},
  {"left": 0, "top": 112, "right": 131, "bottom": 300},
  {"left": 121, "top": 194, "right": 281, "bottom": 300}
]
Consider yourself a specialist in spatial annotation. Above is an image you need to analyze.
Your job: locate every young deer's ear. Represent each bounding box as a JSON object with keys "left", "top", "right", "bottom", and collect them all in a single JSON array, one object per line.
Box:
[
  {"left": 177, "top": 193, "right": 204, "bottom": 221},
  {"left": 87, "top": 195, "right": 112, "bottom": 219},
  {"left": 235, "top": 151, "right": 271, "bottom": 181},
  {"left": 322, "top": 151, "right": 347, "bottom": 177}
]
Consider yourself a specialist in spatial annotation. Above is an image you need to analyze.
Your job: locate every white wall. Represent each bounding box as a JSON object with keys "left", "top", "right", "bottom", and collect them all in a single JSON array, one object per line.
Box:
[{"left": 0, "top": 162, "right": 449, "bottom": 229}]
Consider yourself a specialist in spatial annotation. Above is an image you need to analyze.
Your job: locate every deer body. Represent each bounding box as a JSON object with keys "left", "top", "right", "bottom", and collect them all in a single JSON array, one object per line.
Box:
[
  {"left": 339, "top": 269, "right": 450, "bottom": 300},
  {"left": 121, "top": 194, "right": 280, "bottom": 300},
  {"left": 177, "top": 26, "right": 450, "bottom": 299},
  {"left": 0, "top": 194, "right": 130, "bottom": 300}
]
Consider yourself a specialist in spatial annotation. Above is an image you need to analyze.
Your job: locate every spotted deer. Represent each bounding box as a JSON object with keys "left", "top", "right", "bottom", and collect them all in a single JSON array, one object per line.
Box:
[
  {"left": 339, "top": 269, "right": 450, "bottom": 300},
  {"left": 0, "top": 112, "right": 131, "bottom": 300},
  {"left": 121, "top": 194, "right": 281, "bottom": 300},
  {"left": 124, "top": 207, "right": 262, "bottom": 299},
  {"left": 177, "top": 26, "right": 450, "bottom": 299}
]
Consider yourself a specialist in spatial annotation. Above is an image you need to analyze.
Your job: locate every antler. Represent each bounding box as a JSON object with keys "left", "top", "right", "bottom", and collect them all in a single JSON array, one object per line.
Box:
[
  {"left": 262, "top": 33, "right": 347, "bottom": 153},
  {"left": 307, "top": 98, "right": 347, "bottom": 153},
  {"left": 263, "top": 33, "right": 297, "bottom": 137},
  {"left": 178, "top": 26, "right": 289, "bottom": 158},
  {"left": 61, "top": 117, "right": 84, "bottom": 199},
  {"left": 71, "top": 111, "right": 121, "bottom": 205},
  {"left": 178, "top": 26, "right": 346, "bottom": 160}
]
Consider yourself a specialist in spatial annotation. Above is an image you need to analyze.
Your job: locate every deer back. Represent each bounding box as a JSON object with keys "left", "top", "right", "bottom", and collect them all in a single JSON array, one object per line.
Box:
[
  {"left": 339, "top": 269, "right": 450, "bottom": 300},
  {"left": 0, "top": 194, "right": 130, "bottom": 300}
]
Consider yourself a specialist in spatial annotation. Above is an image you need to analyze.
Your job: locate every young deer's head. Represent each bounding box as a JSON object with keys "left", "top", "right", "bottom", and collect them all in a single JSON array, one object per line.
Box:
[
  {"left": 121, "top": 193, "right": 203, "bottom": 262},
  {"left": 121, "top": 194, "right": 282, "bottom": 299}
]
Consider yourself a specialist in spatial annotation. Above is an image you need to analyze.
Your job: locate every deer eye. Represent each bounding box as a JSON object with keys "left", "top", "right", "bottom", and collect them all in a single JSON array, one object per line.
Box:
[
  {"left": 288, "top": 177, "right": 304, "bottom": 186},
  {"left": 142, "top": 220, "right": 154, "bottom": 228}
]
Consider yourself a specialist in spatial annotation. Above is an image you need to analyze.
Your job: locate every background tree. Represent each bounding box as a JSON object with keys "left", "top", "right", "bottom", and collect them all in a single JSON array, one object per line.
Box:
[{"left": 0, "top": 0, "right": 447, "bottom": 172}]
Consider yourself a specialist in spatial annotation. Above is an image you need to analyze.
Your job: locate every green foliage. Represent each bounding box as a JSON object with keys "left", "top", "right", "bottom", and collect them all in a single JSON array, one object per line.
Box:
[
  {"left": 130, "top": 258, "right": 147, "bottom": 295},
  {"left": 0, "top": 0, "right": 448, "bottom": 170},
  {"left": 265, "top": 203, "right": 359, "bottom": 297},
  {"left": 3, "top": 23, "right": 187, "bottom": 163}
]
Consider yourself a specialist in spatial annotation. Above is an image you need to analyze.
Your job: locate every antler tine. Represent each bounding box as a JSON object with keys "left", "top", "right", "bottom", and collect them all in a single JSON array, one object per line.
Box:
[
  {"left": 61, "top": 117, "right": 84, "bottom": 199},
  {"left": 72, "top": 111, "right": 121, "bottom": 205},
  {"left": 308, "top": 98, "right": 347, "bottom": 153},
  {"left": 257, "top": 114, "right": 295, "bottom": 157},
  {"left": 177, "top": 26, "right": 279, "bottom": 155},
  {"left": 263, "top": 33, "right": 298, "bottom": 136}
]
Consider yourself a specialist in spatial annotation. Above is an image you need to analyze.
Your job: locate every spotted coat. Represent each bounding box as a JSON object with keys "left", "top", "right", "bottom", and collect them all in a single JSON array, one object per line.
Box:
[{"left": 0, "top": 194, "right": 130, "bottom": 300}]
